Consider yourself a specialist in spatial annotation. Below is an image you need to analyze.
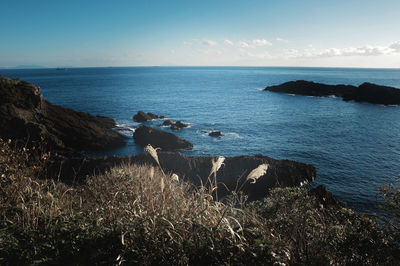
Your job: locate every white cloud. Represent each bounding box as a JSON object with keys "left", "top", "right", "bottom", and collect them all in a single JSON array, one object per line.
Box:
[
  {"left": 390, "top": 41, "right": 400, "bottom": 52},
  {"left": 252, "top": 39, "right": 272, "bottom": 47},
  {"left": 276, "top": 37, "right": 289, "bottom": 43},
  {"left": 224, "top": 39, "right": 233, "bottom": 46},
  {"left": 284, "top": 41, "right": 400, "bottom": 58},
  {"left": 170, "top": 49, "right": 175, "bottom": 54},
  {"left": 238, "top": 41, "right": 249, "bottom": 48},
  {"left": 202, "top": 40, "right": 217, "bottom": 46},
  {"left": 238, "top": 39, "right": 272, "bottom": 48}
]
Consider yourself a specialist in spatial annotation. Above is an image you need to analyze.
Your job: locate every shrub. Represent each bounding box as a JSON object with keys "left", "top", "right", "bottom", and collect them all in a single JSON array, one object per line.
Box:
[{"left": 1, "top": 138, "right": 400, "bottom": 265}]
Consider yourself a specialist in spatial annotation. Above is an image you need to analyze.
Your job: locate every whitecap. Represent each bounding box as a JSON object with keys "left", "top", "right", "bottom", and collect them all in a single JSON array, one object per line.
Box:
[{"left": 225, "top": 132, "right": 242, "bottom": 139}]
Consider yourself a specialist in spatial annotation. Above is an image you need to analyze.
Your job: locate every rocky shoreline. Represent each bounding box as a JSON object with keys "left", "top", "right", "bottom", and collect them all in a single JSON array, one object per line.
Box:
[
  {"left": 265, "top": 80, "right": 400, "bottom": 105},
  {"left": 1, "top": 76, "right": 331, "bottom": 203},
  {"left": 0, "top": 76, "right": 126, "bottom": 151}
]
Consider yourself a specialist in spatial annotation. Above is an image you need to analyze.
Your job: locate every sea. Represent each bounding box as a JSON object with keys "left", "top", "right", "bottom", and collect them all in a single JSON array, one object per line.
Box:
[{"left": 2, "top": 66, "right": 400, "bottom": 214}]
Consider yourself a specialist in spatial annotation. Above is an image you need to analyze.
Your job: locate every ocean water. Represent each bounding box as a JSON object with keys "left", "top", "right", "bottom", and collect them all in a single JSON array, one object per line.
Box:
[{"left": 2, "top": 66, "right": 400, "bottom": 214}]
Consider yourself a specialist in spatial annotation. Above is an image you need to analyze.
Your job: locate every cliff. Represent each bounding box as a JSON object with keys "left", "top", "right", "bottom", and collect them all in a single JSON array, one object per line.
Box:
[{"left": 0, "top": 76, "right": 126, "bottom": 151}]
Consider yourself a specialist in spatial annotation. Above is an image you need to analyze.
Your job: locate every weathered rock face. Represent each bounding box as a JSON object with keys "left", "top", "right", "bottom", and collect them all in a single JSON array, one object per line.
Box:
[
  {"left": 0, "top": 76, "right": 126, "bottom": 151},
  {"left": 133, "top": 125, "right": 193, "bottom": 151},
  {"left": 265, "top": 80, "right": 400, "bottom": 105},
  {"left": 133, "top": 111, "right": 158, "bottom": 122},
  {"left": 156, "top": 153, "right": 316, "bottom": 200},
  {"left": 46, "top": 152, "right": 316, "bottom": 200}
]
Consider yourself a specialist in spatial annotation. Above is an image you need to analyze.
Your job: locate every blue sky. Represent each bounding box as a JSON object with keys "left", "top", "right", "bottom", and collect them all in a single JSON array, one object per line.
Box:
[{"left": 1, "top": 0, "right": 400, "bottom": 68}]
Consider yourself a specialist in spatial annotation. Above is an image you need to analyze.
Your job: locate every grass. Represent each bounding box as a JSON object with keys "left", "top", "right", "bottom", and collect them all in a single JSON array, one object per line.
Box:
[{"left": 1, "top": 138, "right": 400, "bottom": 265}]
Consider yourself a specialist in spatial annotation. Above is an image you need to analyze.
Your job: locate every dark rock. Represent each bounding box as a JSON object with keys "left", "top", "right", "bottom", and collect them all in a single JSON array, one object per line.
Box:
[
  {"left": 159, "top": 115, "right": 165, "bottom": 119},
  {"left": 46, "top": 152, "right": 316, "bottom": 201},
  {"left": 310, "top": 185, "right": 343, "bottom": 209},
  {"left": 175, "top": 121, "right": 188, "bottom": 128},
  {"left": 265, "top": 80, "right": 400, "bottom": 105},
  {"left": 0, "top": 76, "right": 126, "bottom": 151},
  {"left": 171, "top": 121, "right": 189, "bottom": 131},
  {"left": 133, "top": 125, "right": 193, "bottom": 151},
  {"left": 147, "top": 112, "right": 158, "bottom": 120},
  {"left": 133, "top": 111, "right": 158, "bottom": 122},
  {"left": 209, "top": 131, "right": 223, "bottom": 137},
  {"left": 162, "top": 120, "right": 174, "bottom": 126}
]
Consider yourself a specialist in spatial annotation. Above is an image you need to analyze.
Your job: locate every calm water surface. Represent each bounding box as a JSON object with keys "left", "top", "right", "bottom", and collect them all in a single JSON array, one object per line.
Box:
[{"left": 2, "top": 66, "right": 400, "bottom": 214}]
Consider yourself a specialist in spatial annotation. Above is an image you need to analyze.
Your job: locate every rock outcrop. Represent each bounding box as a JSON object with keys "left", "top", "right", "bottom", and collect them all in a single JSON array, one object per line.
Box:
[
  {"left": 162, "top": 120, "right": 174, "bottom": 126},
  {"left": 0, "top": 76, "right": 126, "bottom": 151},
  {"left": 133, "top": 125, "right": 193, "bottom": 151},
  {"left": 171, "top": 121, "right": 189, "bottom": 131},
  {"left": 209, "top": 131, "right": 223, "bottom": 137},
  {"left": 310, "top": 185, "right": 343, "bottom": 209},
  {"left": 133, "top": 111, "right": 158, "bottom": 122},
  {"left": 161, "top": 120, "right": 189, "bottom": 131},
  {"left": 265, "top": 80, "right": 400, "bottom": 105},
  {"left": 45, "top": 152, "right": 316, "bottom": 200}
]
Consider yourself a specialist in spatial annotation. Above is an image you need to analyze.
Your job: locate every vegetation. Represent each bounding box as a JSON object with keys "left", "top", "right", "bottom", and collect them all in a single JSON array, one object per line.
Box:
[{"left": 1, "top": 138, "right": 400, "bottom": 265}]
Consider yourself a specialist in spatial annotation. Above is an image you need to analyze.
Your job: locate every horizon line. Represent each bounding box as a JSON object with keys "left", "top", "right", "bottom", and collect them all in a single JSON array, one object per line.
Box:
[{"left": 1, "top": 65, "right": 400, "bottom": 70}]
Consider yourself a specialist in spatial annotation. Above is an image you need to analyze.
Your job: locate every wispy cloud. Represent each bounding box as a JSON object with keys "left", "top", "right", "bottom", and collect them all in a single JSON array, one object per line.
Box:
[
  {"left": 284, "top": 41, "right": 400, "bottom": 58},
  {"left": 276, "top": 37, "right": 289, "bottom": 43},
  {"left": 238, "top": 41, "right": 249, "bottom": 48},
  {"left": 251, "top": 39, "right": 272, "bottom": 47},
  {"left": 237, "top": 39, "right": 272, "bottom": 48},
  {"left": 224, "top": 39, "right": 233, "bottom": 46},
  {"left": 202, "top": 40, "right": 217, "bottom": 46}
]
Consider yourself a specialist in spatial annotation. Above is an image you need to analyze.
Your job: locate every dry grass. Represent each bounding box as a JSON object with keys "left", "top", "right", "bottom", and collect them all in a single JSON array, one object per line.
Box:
[{"left": 1, "top": 138, "right": 400, "bottom": 265}]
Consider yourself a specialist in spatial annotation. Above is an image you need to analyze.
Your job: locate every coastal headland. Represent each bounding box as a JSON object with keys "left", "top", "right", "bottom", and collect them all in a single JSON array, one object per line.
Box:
[{"left": 265, "top": 80, "right": 400, "bottom": 105}]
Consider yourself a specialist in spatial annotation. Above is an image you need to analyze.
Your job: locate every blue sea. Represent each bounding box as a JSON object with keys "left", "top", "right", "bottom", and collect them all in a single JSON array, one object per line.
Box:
[{"left": 2, "top": 66, "right": 400, "bottom": 214}]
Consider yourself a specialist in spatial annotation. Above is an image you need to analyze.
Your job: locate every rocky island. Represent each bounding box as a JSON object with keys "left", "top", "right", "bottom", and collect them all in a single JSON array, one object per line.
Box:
[{"left": 265, "top": 80, "right": 400, "bottom": 105}]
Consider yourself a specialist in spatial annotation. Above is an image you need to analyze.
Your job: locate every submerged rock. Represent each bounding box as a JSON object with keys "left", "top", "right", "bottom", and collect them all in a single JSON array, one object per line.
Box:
[
  {"left": 0, "top": 76, "right": 126, "bottom": 151},
  {"left": 265, "top": 80, "right": 400, "bottom": 105},
  {"left": 133, "top": 111, "right": 159, "bottom": 122},
  {"left": 133, "top": 125, "right": 193, "bottom": 151}
]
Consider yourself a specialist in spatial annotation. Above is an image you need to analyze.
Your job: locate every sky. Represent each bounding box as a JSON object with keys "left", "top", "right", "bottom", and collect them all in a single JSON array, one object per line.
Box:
[{"left": 1, "top": 0, "right": 400, "bottom": 68}]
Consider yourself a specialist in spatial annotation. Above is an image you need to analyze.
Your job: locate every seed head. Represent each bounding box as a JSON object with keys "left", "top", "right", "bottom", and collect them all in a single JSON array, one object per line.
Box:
[{"left": 246, "top": 164, "right": 269, "bottom": 184}]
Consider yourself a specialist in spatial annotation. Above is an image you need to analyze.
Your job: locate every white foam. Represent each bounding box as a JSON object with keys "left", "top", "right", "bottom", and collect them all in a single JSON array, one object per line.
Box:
[{"left": 225, "top": 132, "right": 242, "bottom": 139}]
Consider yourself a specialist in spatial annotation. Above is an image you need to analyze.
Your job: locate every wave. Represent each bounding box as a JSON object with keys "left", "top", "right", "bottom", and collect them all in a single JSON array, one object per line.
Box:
[
  {"left": 225, "top": 132, "right": 242, "bottom": 139},
  {"left": 114, "top": 123, "right": 136, "bottom": 136}
]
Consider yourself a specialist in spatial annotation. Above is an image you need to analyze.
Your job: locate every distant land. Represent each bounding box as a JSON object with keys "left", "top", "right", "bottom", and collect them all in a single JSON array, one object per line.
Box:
[{"left": 0, "top": 65, "right": 75, "bottom": 69}]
